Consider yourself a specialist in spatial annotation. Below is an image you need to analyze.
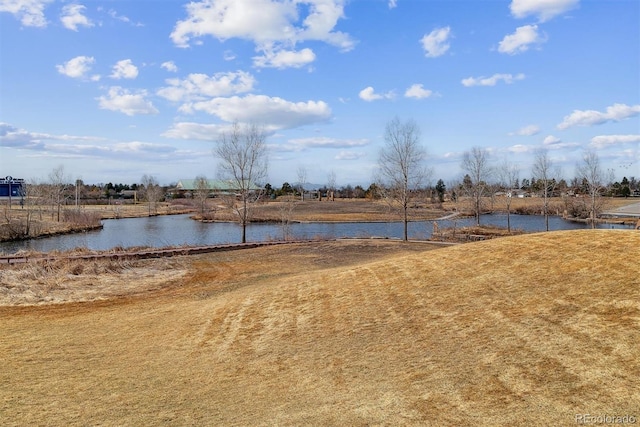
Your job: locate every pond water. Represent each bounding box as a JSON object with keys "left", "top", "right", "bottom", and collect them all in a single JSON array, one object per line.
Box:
[{"left": 0, "top": 213, "right": 633, "bottom": 254}]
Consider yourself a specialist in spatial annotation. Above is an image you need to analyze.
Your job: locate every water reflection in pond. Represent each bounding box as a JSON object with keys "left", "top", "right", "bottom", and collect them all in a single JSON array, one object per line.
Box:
[{"left": 0, "top": 213, "right": 633, "bottom": 254}]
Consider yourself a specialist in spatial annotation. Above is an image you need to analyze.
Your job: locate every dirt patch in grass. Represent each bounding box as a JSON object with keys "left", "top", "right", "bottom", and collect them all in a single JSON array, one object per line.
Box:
[{"left": 0, "top": 231, "right": 638, "bottom": 426}]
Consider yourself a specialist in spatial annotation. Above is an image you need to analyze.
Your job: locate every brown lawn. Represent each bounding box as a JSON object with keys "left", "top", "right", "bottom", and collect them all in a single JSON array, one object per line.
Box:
[{"left": 0, "top": 231, "right": 638, "bottom": 426}]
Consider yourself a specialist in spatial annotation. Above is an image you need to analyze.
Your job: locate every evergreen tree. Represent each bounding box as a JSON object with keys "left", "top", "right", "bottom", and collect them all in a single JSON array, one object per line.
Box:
[{"left": 435, "top": 179, "right": 446, "bottom": 202}]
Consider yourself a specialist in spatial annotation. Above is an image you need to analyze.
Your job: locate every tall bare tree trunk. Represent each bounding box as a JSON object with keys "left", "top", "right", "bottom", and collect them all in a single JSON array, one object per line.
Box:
[
  {"left": 377, "top": 117, "right": 429, "bottom": 242},
  {"left": 215, "top": 122, "right": 268, "bottom": 244}
]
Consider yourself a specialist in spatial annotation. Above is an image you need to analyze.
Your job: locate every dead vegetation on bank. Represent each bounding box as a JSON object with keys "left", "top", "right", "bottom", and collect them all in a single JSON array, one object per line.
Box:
[
  {"left": 194, "top": 198, "right": 448, "bottom": 223},
  {"left": 0, "top": 207, "right": 102, "bottom": 242},
  {"left": 0, "top": 255, "right": 188, "bottom": 305},
  {"left": 431, "top": 224, "right": 526, "bottom": 242}
]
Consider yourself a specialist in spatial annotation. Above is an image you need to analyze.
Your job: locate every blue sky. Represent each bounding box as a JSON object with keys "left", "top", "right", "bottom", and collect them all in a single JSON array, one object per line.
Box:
[{"left": 1, "top": 0, "right": 638, "bottom": 188}]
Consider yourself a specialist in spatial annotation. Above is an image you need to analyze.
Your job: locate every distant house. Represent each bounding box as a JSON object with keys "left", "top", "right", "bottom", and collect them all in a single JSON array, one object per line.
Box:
[
  {"left": 505, "top": 189, "right": 528, "bottom": 198},
  {"left": 119, "top": 190, "right": 138, "bottom": 200},
  {"left": 172, "top": 179, "right": 261, "bottom": 198}
]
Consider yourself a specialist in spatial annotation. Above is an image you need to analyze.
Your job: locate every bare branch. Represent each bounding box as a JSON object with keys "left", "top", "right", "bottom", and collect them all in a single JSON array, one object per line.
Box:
[
  {"left": 532, "top": 149, "right": 561, "bottom": 231},
  {"left": 215, "top": 122, "right": 268, "bottom": 243},
  {"left": 140, "top": 174, "right": 162, "bottom": 216},
  {"left": 576, "top": 150, "right": 607, "bottom": 228},
  {"left": 497, "top": 160, "right": 520, "bottom": 232},
  {"left": 377, "top": 117, "right": 429, "bottom": 240},
  {"left": 460, "top": 147, "right": 492, "bottom": 226}
]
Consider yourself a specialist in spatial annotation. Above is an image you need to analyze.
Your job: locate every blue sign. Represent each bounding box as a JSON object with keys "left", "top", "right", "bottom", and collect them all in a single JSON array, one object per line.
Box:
[{"left": 0, "top": 177, "right": 25, "bottom": 197}]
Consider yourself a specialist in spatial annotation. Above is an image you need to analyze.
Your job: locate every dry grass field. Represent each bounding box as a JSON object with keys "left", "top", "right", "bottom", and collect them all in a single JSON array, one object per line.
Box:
[
  {"left": 201, "top": 198, "right": 447, "bottom": 223},
  {"left": 1, "top": 232, "right": 638, "bottom": 426}
]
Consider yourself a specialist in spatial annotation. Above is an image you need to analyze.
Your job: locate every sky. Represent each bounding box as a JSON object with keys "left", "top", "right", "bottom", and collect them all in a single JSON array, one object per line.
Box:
[{"left": 0, "top": 0, "right": 639, "bottom": 188}]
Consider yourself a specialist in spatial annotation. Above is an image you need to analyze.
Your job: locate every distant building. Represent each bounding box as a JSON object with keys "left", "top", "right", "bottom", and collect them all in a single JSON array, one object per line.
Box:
[
  {"left": 503, "top": 189, "right": 528, "bottom": 198},
  {"left": 172, "top": 179, "right": 261, "bottom": 198},
  {"left": 119, "top": 190, "right": 139, "bottom": 200},
  {"left": 0, "top": 176, "right": 25, "bottom": 198}
]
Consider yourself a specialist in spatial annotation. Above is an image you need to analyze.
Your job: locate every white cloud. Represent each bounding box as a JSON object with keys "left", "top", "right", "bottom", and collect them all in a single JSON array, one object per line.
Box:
[
  {"left": 498, "top": 25, "right": 544, "bottom": 55},
  {"left": 160, "top": 61, "right": 178, "bottom": 72},
  {"left": 541, "top": 134, "right": 580, "bottom": 149},
  {"left": 107, "top": 8, "right": 143, "bottom": 26},
  {"left": 287, "top": 137, "right": 369, "bottom": 149},
  {"left": 404, "top": 84, "right": 433, "bottom": 99},
  {"left": 270, "top": 137, "right": 370, "bottom": 154},
  {"left": 0, "top": 124, "right": 204, "bottom": 166},
  {"left": 157, "top": 71, "right": 255, "bottom": 102},
  {"left": 182, "top": 94, "right": 332, "bottom": 130},
  {"left": 359, "top": 86, "right": 394, "bottom": 101},
  {"left": 60, "top": 4, "right": 93, "bottom": 31},
  {"left": 440, "top": 151, "right": 464, "bottom": 161},
  {"left": 0, "top": 0, "right": 53, "bottom": 27},
  {"left": 510, "top": 124, "right": 540, "bottom": 136},
  {"left": 542, "top": 135, "right": 561, "bottom": 145},
  {"left": 109, "top": 141, "right": 179, "bottom": 156},
  {"left": 420, "top": 26, "right": 451, "bottom": 58},
  {"left": 0, "top": 122, "right": 104, "bottom": 144},
  {"left": 510, "top": 0, "right": 579, "bottom": 22},
  {"left": 388, "top": 0, "right": 397, "bottom": 9},
  {"left": 335, "top": 150, "right": 366, "bottom": 160},
  {"left": 557, "top": 103, "right": 640, "bottom": 130},
  {"left": 223, "top": 50, "right": 236, "bottom": 61},
  {"left": 297, "top": 1, "right": 354, "bottom": 51},
  {"left": 107, "top": 9, "right": 127, "bottom": 22},
  {"left": 162, "top": 122, "right": 231, "bottom": 140},
  {"left": 0, "top": 122, "right": 45, "bottom": 149},
  {"left": 56, "top": 55, "right": 98, "bottom": 80},
  {"left": 461, "top": 73, "right": 525, "bottom": 87},
  {"left": 507, "top": 144, "right": 535, "bottom": 153},
  {"left": 110, "top": 59, "right": 139, "bottom": 79},
  {"left": 590, "top": 134, "right": 640, "bottom": 149},
  {"left": 170, "top": 0, "right": 355, "bottom": 68},
  {"left": 97, "top": 87, "right": 159, "bottom": 116},
  {"left": 359, "top": 87, "right": 380, "bottom": 101},
  {"left": 253, "top": 47, "right": 316, "bottom": 69}
]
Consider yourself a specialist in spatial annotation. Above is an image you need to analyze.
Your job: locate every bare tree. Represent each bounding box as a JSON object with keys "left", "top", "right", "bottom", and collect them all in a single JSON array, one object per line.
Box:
[
  {"left": 497, "top": 160, "right": 520, "bottom": 233},
  {"left": 141, "top": 174, "right": 162, "bottom": 216},
  {"left": 327, "top": 170, "right": 336, "bottom": 201},
  {"left": 278, "top": 194, "right": 298, "bottom": 240},
  {"left": 377, "top": 117, "right": 429, "bottom": 241},
  {"left": 215, "top": 122, "right": 268, "bottom": 243},
  {"left": 532, "top": 149, "right": 560, "bottom": 231},
  {"left": 1, "top": 179, "right": 37, "bottom": 239},
  {"left": 20, "top": 179, "right": 42, "bottom": 237},
  {"left": 193, "top": 175, "right": 211, "bottom": 217},
  {"left": 48, "top": 165, "right": 69, "bottom": 222},
  {"left": 577, "top": 150, "right": 609, "bottom": 228},
  {"left": 296, "top": 166, "right": 307, "bottom": 201},
  {"left": 460, "top": 147, "right": 492, "bottom": 226}
]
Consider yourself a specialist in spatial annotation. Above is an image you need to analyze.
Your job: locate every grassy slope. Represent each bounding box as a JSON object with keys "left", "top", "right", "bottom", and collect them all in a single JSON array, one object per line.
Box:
[{"left": 1, "top": 231, "right": 638, "bottom": 426}]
